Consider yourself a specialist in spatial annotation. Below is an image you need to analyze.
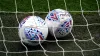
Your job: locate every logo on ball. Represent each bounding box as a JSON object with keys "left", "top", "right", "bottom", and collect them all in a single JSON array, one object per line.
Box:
[{"left": 24, "top": 28, "right": 44, "bottom": 40}]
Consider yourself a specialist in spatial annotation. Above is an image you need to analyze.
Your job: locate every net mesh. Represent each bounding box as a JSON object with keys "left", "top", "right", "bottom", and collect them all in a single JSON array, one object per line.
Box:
[{"left": 0, "top": 0, "right": 100, "bottom": 56}]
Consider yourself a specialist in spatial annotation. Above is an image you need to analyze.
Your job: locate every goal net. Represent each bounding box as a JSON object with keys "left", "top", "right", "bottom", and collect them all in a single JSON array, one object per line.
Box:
[{"left": 0, "top": 0, "right": 100, "bottom": 56}]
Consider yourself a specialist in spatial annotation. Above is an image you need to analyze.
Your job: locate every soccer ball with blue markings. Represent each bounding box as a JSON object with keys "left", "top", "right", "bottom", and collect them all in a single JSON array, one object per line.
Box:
[
  {"left": 45, "top": 9, "right": 73, "bottom": 38},
  {"left": 18, "top": 16, "right": 48, "bottom": 46}
]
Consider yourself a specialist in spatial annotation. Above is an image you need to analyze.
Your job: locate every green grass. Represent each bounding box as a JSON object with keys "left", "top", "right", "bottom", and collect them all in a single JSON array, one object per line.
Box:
[
  {"left": 0, "top": 0, "right": 100, "bottom": 12},
  {"left": 33, "top": 0, "right": 49, "bottom": 12},
  {"left": 16, "top": 0, "right": 33, "bottom": 12},
  {"left": 81, "top": 0, "right": 98, "bottom": 11},
  {"left": 65, "top": 0, "right": 81, "bottom": 11},
  {"left": 49, "top": 0, "right": 66, "bottom": 10},
  {"left": 0, "top": 0, "right": 100, "bottom": 56},
  {"left": 0, "top": 0, "right": 15, "bottom": 11}
]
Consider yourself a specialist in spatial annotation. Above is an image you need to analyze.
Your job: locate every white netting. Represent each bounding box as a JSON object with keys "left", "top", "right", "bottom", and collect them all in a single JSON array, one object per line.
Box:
[{"left": 0, "top": 0, "right": 100, "bottom": 56}]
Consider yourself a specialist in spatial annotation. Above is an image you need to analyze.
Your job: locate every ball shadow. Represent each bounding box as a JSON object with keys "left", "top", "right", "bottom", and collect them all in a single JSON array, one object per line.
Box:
[
  {"left": 46, "top": 32, "right": 73, "bottom": 40},
  {"left": 20, "top": 42, "right": 43, "bottom": 51}
]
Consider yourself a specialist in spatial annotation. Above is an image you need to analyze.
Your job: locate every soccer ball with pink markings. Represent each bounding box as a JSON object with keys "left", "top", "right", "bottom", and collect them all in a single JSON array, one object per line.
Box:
[
  {"left": 45, "top": 9, "right": 73, "bottom": 38},
  {"left": 18, "top": 16, "right": 48, "bottom": 46}
]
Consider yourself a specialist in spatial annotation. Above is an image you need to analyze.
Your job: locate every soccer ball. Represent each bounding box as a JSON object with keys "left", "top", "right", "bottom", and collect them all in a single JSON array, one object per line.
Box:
[
  {"left": 18, "top": 16, "right": 48, "bottom": 46},
  {"left": 45, "top": 9, "right": 73, "bottom": 38}
]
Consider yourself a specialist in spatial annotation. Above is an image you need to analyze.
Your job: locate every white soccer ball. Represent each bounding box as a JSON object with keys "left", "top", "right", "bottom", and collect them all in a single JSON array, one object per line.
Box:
[
  {"left": 18, "top": 16, "right": 48, "bottom": 46},
  {"left": 45, "top": 9, "right": 73, "bottom": 38}
]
